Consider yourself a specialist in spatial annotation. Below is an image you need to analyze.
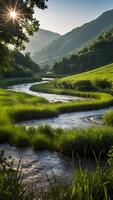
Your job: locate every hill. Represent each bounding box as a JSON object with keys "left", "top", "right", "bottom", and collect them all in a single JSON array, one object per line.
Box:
[
  {"left": 53, "top": 28, "right": 113, "bottom": 75},
  {"left": 24, "top": 29, "right": 61, "bottom": 55},
  {"left": 32, "top": 9, "right": 113, "bottom": 65},
  {"left": 57, "top": 63, "right": 113, "bottom": 88}
]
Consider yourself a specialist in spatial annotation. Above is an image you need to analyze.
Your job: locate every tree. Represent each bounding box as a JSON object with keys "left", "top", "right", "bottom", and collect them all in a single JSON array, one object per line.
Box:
[
  {"left": 0, "top": 42, "right": 11, "bottom": 76},
  {"left": 0, "top": 0, "right": 48, "bottom": 75},
  {"left": 0, "top": 0, "right": 48, "bottom": 49}
]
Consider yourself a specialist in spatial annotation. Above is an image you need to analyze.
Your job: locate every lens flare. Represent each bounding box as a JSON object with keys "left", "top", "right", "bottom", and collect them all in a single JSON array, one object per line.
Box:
[
  {"left": 2, "top": 3, "right": 24, "bottom": 24},
  {"left": 9, "top": 10, "right": 17, "bottom": 20}
]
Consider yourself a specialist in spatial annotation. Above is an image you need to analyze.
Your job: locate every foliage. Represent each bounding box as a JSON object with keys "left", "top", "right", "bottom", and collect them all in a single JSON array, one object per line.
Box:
[
  {"left": 1, "top": 150, "right": 113, "bottom": 200},
  {"left": 0, "top": 0, "right": 48, "bottom": 49},
  {"left": 0, "top": 84, "right": 112, "bottom": 158},
  {"left": 103, "top": 110, "right": 113, "bottom": 126},
  {"left": 0, "top": 76, "right": 42, "bottom": 88},
  {"left": 70, "top": 80, "right": 94, "bottom": 91},
  {"left": 11, "top": 50, "right": 41, "bottom": 72},
  {"left": 0, "top": 43, "right": 11, "bottom": 76},
  {"left": 30, "top": 81, "right": 113, "bottom": 114},
  {"left": 43, "top": 166, "right": 111, "bottom": 200},
  {"left": 53, "top": 28, "right": 113, "bottom": 75},
  {"left": 32, "top": 9, "right": 113, "bottom": 66},
  {"left": 95, "top": 79, "right": 112, "bottom": 90},
  {"left": 57, "top": 63, "right": 113, "bottom": 91},
  {"left": 0, "top": 151, "right": 34, "bottom": 200},
  {"left": 1, "top": 49, "right": 41, "bottom": 78},
  {"left": 0, "top": 0, "right": 47, "bottom": 75}
]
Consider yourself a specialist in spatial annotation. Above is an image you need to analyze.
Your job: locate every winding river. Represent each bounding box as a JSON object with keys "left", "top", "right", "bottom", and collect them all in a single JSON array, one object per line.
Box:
[
  {"left": 1, "top": 78, "right": 112, "bottom": 189},
  {"left": 8, "top": 78, "right": 112, "bottom": 129}
]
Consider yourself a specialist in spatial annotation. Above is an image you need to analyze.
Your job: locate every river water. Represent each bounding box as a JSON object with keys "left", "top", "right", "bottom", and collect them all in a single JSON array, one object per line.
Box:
[
  {"left": 8, "top": 78, "right": 85, "bottom": 103},
  {"left": 1, "top": 78, "right": 112, "bottom": 189}
]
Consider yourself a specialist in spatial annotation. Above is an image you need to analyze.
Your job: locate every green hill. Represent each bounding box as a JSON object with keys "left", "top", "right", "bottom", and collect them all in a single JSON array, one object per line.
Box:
[
  {"left": 53, "top": 28, "right": 113, "bottom": 75},
  {"left": 32, "top": 9, "right": 113, "bottom": 65},
  {"left": 58, "top": 63, "right": 113, "bottom": 87}
]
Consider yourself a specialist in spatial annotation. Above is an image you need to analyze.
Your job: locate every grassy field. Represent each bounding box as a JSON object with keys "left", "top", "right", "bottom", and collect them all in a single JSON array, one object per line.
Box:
[{"left": 57, "top": 63, "right": 113, "bottom": 86}]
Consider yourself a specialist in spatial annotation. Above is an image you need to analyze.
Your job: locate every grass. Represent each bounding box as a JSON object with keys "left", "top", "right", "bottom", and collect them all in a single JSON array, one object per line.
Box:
[
  {"left": 0, "top": 75, "right": 112, "bottom": 158},
  {"left": 1, "top": 121, "right": 113, "bottom": 158},
  {"left": 30, "top": 82, "right": 113, "bottom": 114},
  {"left": 0, "top": 76, "right": 42, "bottom": 88},
  {"left": 42, "top": 146, "right": 113, "bottom": 200},
  {"left": 103, "top": 110, "right": 113, "bottom": 126},
  {"left": 1, "top": 149, "right": 113, "bottom": 200},
  {"left": 0, "top": 79, "right": 113, "bottom": 199},
  {"left": 57, "top": 63, "right": 113, "bottom": 86},
  {"left": 43, "top": 167, "right": 111, "bottom": 200},
  {"left": 0, "top": 74, "right": 113, "bottom": 159},
  {"left": 0, "top": 151, "right": 34, "bottom": 200}
]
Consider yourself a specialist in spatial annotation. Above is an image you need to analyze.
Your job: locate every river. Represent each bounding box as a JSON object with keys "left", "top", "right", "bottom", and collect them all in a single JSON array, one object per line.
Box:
[{"left": 1, "top": 78, "right": 112, "bottom": 190}]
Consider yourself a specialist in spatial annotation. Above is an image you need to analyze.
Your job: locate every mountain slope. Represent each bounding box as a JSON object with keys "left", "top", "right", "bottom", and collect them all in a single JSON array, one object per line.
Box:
[
  {"left": 32, "top": 9, "right": 113, "bottom": 65},
  {"left": 53, "top": 28, "right": 113, "bottom": 75},
  {"left": 24, "top": 29, "right": 61, "bottom": 55}
]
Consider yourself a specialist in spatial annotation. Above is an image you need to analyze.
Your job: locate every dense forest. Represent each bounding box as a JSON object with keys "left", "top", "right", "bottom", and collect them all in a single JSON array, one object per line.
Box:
[{"left": 53, "top": 28, "right": 113, "bottom": 75}]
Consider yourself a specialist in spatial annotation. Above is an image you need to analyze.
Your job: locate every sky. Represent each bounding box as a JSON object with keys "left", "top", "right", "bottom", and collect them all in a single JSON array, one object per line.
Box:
[{"left": 35, "top": 0, "right": 113, "bottom": 35}]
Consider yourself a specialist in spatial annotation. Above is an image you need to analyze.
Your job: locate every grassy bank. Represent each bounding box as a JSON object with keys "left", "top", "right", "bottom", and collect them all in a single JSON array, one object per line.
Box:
[
  {"left": 56, "top": 63, "right": 113, "bottom": 88},
  {"left": 1, "top": 119, "right": 113, "bottom": 158},
  {"left": 0, "top": 89, "right": 113, "bottom": 158},
  {"left": 1, "top": 149, "right": 113, "bottom": 200},
  {"left": 1, "top": 79, "right": 113, "bottom": 200},
  {"left": 0, "top": 77, "right": 113, "bottom": 159},
  {"left": 103, "top": 110, "right": 113, "bottom": 126},
  {"left": 0, "top": 151, "right": 34, "bottom": 200},
  {"left": 43, "top": 163, "right": 113, "bottom": 200},
  {"left": 30, "top": 82, "right": 113, "bottom": 114},
  {"left": 0, "top": 76, "right": 42, "bottom": 88}
]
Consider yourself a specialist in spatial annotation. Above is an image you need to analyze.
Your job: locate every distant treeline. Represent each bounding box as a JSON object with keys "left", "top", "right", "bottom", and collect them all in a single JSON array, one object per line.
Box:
[{"left": 53, "top": 29, "right": 113, "bottom": 75}]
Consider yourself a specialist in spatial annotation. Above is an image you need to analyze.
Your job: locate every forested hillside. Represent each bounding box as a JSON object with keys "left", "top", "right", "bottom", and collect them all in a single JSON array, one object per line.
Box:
[
  {"left": 53, "top": 28, "right": 113, "bottom": 75},
  {"left": 58, "top": 63, "right": 113, "bottom": 85},
  {"left": 1, "top": 49, "right": 41, "bottom": 78},
  {"left": 32, "top": 9, "right": 113, "bottom": 65}
]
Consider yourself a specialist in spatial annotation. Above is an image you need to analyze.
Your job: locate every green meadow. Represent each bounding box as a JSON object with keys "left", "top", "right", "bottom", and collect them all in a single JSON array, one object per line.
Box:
[{"left": 57, "top": 63, "right": 113, "bottom": 86}]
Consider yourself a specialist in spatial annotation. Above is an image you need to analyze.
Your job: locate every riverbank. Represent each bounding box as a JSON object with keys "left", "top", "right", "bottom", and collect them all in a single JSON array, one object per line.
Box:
[
  {"left": 1, "top": 149, "right": 113, "bottom": 200},
  {"left": 30, "top": 82, "right": 113, "bottom": 113},
  {"left": 0, "top": 78, "right": 113, "bottom": 159},
  {"left": 0, "top": 89, "right": 112, "bottom": 159},
  {"left": 0, "top": 76, "right": 42, "bottom": 88},
  {"left": 1, "top": 79, "right": 113, "bottom": 199}
]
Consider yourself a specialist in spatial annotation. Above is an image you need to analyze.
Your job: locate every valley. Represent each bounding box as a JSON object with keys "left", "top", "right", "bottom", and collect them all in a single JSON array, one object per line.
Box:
[{"left": 1, "top": 1, "right": 113, "bottom": 198}]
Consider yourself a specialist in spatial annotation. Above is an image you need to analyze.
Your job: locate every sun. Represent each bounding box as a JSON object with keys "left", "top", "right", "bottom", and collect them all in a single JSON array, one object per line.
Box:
[
  {"left": 2, "top": 4, "right": 23, "bottom": 23},
  {"left": 9, "top": 10, "right": 17, "bottom": 20},
  {"left": 6, "top": 8, "right": 22, "bottom": 23}
]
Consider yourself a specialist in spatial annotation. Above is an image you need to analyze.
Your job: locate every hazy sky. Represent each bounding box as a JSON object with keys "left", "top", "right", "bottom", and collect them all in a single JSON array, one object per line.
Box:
[{"left": 35, "top": 0, "right": 113, "bottom": 35}]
